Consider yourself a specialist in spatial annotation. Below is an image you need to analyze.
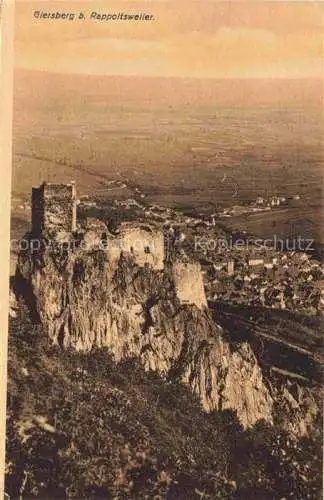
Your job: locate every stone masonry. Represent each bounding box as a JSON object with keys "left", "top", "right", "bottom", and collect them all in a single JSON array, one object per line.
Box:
[
  {"left": 32, "top": 181, "right": 77, "bottom": 234},
  {"left": 30, "top": 181, "right": 207, "bottom": 309}
]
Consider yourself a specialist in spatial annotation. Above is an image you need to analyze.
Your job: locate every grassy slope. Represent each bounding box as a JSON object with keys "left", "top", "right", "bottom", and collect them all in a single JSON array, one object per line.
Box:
[{"left": 5, "top": 311, "right": 322, "bottom": 500}]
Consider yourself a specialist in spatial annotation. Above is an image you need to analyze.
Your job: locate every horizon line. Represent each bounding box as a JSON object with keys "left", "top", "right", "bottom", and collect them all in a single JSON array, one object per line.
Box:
[{"left": 14, "top": 68, "right": 323, "bottom": 81}]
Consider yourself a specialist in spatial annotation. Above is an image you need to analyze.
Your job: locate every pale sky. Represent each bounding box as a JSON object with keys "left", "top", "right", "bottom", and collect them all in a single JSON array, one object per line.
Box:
[{"left": 15, "top": 1, "right": 324, "bottom": 78}]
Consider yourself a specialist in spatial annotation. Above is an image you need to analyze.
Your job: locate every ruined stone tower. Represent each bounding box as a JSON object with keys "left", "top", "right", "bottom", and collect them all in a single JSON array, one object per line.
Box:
[
  {"left": 32, "top": 181, "right": 77, "bottom": 234},
  {"left": 172, "top": 260, "right": 207, "bottom": 309}
]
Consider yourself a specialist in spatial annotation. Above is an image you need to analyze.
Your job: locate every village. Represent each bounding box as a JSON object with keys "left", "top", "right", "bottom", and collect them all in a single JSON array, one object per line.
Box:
[
  {"left": 76, "top": 191, "right": 324, "bottom": 316},
  {"left": 165, "top": 217, "right": 324, "bottom": 315},
  {"left": 12, "top": 182, "right": 323, "bottom": 316}
]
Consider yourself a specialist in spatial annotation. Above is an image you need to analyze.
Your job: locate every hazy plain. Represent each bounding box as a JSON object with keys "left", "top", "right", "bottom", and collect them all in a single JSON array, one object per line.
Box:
[{"left": 11, "top": 70, "right": 323, "bottom": 244}]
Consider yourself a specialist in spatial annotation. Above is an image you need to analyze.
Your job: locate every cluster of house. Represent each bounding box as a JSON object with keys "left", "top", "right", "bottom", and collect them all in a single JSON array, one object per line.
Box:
[
  {"left": 255, "top": 195, "right": 287, "bottom": 207},
  {"left": 201, "top": 250, "right": 324, "bottom": 314},
  {"left": 214, "top": 194, "right": 301, "bottom": 219}
]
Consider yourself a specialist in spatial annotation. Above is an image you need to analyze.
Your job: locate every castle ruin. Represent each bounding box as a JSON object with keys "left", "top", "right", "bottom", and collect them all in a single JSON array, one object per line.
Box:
[
  {"left": 107, "top": 223, "right": 165, "bottom": 271},
  {"left": 30, "top": 181, "right": 207, "bottom": 309},
  {"left": 32, "top": 181, "right": 77, "bottom": 235},
  {"left": 172, "top": 260, "right": 207, "bottom": 309}
]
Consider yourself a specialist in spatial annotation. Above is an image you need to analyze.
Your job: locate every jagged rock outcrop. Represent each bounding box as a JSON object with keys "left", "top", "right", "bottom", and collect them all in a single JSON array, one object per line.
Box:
[
  {"left": 272, "top": 382, "right": 320, "bottom": 436},
  {"left": 15, "top": 231, "right": 274, "bottom": 427},
  {"left": 9, "top": 289, "right": 18, "bottom": 318}
]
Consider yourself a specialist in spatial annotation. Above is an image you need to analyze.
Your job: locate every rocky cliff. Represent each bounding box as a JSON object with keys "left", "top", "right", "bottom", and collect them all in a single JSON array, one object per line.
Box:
[{"left": 14, "top": 230, "right": 274, "bottom": 428}]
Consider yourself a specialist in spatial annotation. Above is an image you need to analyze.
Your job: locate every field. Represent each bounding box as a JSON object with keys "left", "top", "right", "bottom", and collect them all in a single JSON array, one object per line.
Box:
[
  {"left": 224, "top": 204, "right": 323, "bottom": 245},
  {"left": 11, "top": 70, "right": 323, "bottom": 246}
]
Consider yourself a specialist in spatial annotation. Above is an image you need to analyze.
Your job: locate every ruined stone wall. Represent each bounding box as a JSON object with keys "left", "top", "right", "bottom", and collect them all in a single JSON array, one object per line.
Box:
[
  {"left": 106, "top": 224, "right": 165, "bottom": 270},
  {"left": 172, "top": 261, "right": 207, "bottom": 309},
  {"left": 31, "top": 182, "right": 77, "bottom": 234}
]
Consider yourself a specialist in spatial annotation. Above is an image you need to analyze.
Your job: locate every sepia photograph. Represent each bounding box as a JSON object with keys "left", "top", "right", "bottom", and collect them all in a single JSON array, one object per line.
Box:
[{"left": 3, "top": 1, "right": 324, "bottom": 498}]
